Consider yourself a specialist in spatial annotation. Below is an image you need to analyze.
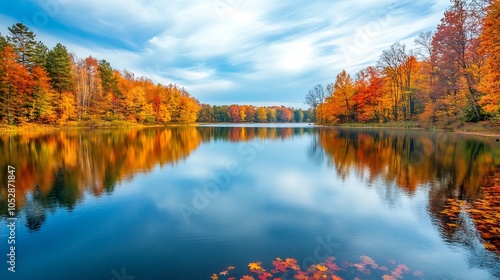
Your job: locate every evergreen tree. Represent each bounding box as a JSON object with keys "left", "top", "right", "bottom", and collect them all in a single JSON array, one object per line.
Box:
[
  {"left": 294, "top": 109, "right": 304, "bottom": 122},
  {"left": 99, "top": 59, "right": 120, "bottom": 95},
  {"left": 32, "top": 41, "right": 49, "bottom": 68},
  {"left": 0, "top": 32, "right": 9, "bottom": 50},
  {"left": 46, "top": 43, "right": 73, "bottom": 94},
  {"left": 7, "top": 23, "right": 37, "bottom": 67}
]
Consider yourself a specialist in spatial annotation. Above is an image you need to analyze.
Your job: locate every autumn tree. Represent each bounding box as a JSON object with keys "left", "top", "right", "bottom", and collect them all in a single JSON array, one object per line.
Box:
[
  {"left": 29, "top": 66, "right": 56, "bottom": 123},
  {"left": 174, "top": 92, "right": 199, "bottom": 123},
  {"left": 244, "top": 105, "right": 256, "bottom": 122},
  {"left": 277, "top": 106, "right": 293, "bottom": 122},
  {"left": 353, "top": 67, "right": 384, "bottom": 122},
  {"left": 326, "top": 70, "right": 356, "bottom": 123},
  {"left": 266, "top": 107, "right": 277, "bottom": 122},
  {"left": 72, "top": 55, "right": 102, "bottom": 119},
  {"left": 256, "top": 107, "right": 267, "bottom": 122},
  {"left": 478, "top": 0, "right": 500, "bottom": 114},
  {"left": 0, "top": 46, "right": 33, "bottom": 124},
  {"left": 229, "top": 105, "right": 241, "bottom": 122},
  {"left": 432, "top": 0, "right": 487, "bottom": 122},
  {"left": 378, "top": 43, "right": 419, "bottom": 121}
]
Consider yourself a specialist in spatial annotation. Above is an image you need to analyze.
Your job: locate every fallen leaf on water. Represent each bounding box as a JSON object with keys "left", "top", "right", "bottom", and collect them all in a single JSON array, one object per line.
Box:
[
  {"left": 316, "top": 265, "right": 328, "bottom": 272},
  {"left": 249, "top": 262, "right": 262, "bottom": 271}
]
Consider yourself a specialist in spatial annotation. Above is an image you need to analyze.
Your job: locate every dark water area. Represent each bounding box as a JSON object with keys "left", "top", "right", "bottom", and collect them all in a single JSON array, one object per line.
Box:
[{"left": 0, "top": 124, "right": 499, "bottom": 279}]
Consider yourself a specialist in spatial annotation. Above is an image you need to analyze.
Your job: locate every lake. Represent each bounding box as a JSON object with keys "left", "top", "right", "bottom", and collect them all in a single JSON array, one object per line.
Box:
[{"left": 0, "top": 124, "right": 499, "bottom": 279}]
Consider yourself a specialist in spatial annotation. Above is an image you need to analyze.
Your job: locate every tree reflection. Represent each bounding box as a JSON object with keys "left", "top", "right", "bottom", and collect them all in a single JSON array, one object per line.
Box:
[
  {"left": 0, "top": 127, "right": 204, "bottom": 227},
  {"left": 314, "top": 127, "right": 500, "bottom": 261},
  {"left": 0, "top": 126, "right": 315, "bottom": 230},
  {"left": 316, "top": 128, "right": 498, "bottom": 196}
]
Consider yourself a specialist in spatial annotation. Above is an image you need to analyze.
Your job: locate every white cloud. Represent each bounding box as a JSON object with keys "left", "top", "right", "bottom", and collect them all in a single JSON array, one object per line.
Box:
[{"left": 3, "top": 0, "right": 450, "bottom": 107}]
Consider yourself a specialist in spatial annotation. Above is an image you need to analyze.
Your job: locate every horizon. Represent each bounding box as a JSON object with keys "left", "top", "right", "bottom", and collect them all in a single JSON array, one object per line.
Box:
[{"left": 0, "top": 0, "right": 448, "bottom": 109}]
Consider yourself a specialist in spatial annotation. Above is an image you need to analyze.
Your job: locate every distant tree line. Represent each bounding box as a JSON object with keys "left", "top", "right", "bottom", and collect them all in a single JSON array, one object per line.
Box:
[
  {"left": 306, "top": 0, "right": 499, "bottom": 125},
  {"left": 197, "top": 104, "right": 314, "bottom": 123}
]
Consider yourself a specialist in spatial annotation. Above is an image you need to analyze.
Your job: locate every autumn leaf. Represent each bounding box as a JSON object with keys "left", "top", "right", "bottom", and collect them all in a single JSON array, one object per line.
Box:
[
  {"left": 211, "top": 273, "right": 218, "bottom": 280},
  {"left": 257, "top": 272, "right": 272, "bottom": 280},
  {"left": 240, "top": 275, "right": 255, "bottom": 280},
  {"left": 316, "top": 265, "right": 328, "bottom": 272},
  {"left": 249, "top": 262, "right": 262, "bottom": 271},
  {"left": 220, "top": 270, "right": 229, "bottom": 276},
  {"left": 325, "top": 262, "right": 340, "bottom": 272}
]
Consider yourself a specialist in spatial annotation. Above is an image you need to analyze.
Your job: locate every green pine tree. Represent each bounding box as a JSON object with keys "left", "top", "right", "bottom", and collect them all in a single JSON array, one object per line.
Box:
[
  {"left": 0, "top": 32, "right": 9, "bottom": 50},
  {"left": 7, "top": 23, "right": 37, "bottom": 67},
  {"left": 32, "top": 41, "right": 49, "bottom": 68},
  {"left": 99, "top": 59, "right": 120, "bottom": 96},
  {"left": 46, "top": 43, "right": 73, "bottom": 94}
]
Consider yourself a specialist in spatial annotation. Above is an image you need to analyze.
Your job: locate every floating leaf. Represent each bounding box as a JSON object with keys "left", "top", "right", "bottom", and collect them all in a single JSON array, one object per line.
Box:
[
  {"left": 248, "top": 262, "right": 262, "bottom": 271},
  {"left": 316, "top": 265, "right": 328, "bottom": 272}
]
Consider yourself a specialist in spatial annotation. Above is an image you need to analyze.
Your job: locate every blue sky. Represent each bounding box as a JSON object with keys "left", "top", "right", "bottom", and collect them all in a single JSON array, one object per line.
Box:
[{"left": 0, "top": 0, "right": 448, "bottom": 108}]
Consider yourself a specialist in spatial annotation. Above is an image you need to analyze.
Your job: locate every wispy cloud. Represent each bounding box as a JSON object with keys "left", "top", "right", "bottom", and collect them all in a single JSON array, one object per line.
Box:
[{"left": 0, "top": 0, "right": 449, "bottom": 107}]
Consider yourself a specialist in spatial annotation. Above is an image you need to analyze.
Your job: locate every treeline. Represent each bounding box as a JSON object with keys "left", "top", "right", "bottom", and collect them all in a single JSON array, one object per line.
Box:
[
  {"left": 306, "top": 0, "right": 499, "bottom": 125},
  {"left": 197, "top": 104, "right": 314, "bottom": 123},
  {"left": 0, "top": 23, "right": 200, "bottom": 125}
]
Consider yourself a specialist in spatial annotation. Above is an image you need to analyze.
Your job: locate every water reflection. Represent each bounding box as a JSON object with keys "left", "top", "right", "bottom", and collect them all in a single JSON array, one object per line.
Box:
[
  {"left": 315, "top": 128, "right": 498, "bottom": 197},
  {"left": 0, "top": 126, "right": 498, "bottom": 259},
  {"left": 0, "top": 127, "right": 203, "bottom": 230},
  {"left": 0, "top": 127, "right": 314, "bottom": 230},
  {"left": 0, "top": 125, "right": 499, "bottom": 280},
  {"left": 314, "top": 127, "right": 500, "bottom": 262}
]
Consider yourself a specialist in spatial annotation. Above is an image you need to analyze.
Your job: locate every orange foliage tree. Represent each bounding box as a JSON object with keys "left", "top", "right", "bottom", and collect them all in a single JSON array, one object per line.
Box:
[
  {"left": 479, "top": 0, "right": 500, "bottom": 115},
  {"left": 0, "top": 23, "right": 200, "bottom": 126}
]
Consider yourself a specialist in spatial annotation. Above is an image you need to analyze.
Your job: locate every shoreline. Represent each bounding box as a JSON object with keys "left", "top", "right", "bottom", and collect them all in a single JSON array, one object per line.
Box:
[
  {"left": 1, "top": 121, "right": 499, "bottom": 138},
  {"left": 316, "top": 121, "right": 500, "bottom": 138},
  {"left": 0, "top": 122, "right": 198, "bottom": 133}
]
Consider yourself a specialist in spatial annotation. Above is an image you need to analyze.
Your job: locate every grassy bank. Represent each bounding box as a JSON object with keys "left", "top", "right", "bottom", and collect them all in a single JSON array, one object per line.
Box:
[
  {"left": 0, "top": 120, "right": 198, "bottom": 132},
  {"left": 321, "top": 120, "right": 500, "bottom": 137}
]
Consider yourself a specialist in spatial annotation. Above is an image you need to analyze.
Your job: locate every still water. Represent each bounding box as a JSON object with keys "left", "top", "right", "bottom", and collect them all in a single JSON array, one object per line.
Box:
[{"left": 0, "top": 124, "right": 499, "bottom": 279}]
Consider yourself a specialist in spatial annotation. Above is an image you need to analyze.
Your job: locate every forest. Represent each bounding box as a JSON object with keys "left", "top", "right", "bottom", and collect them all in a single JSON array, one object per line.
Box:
[
  {"left": 305, "top": 0, "right": 499, "bottom": 126},
  {"left": 0, "top": 24, "right": 200, "bottom": 126},
  {"left": 196, "top": 104, "right": 314, "bottom": 123}
]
